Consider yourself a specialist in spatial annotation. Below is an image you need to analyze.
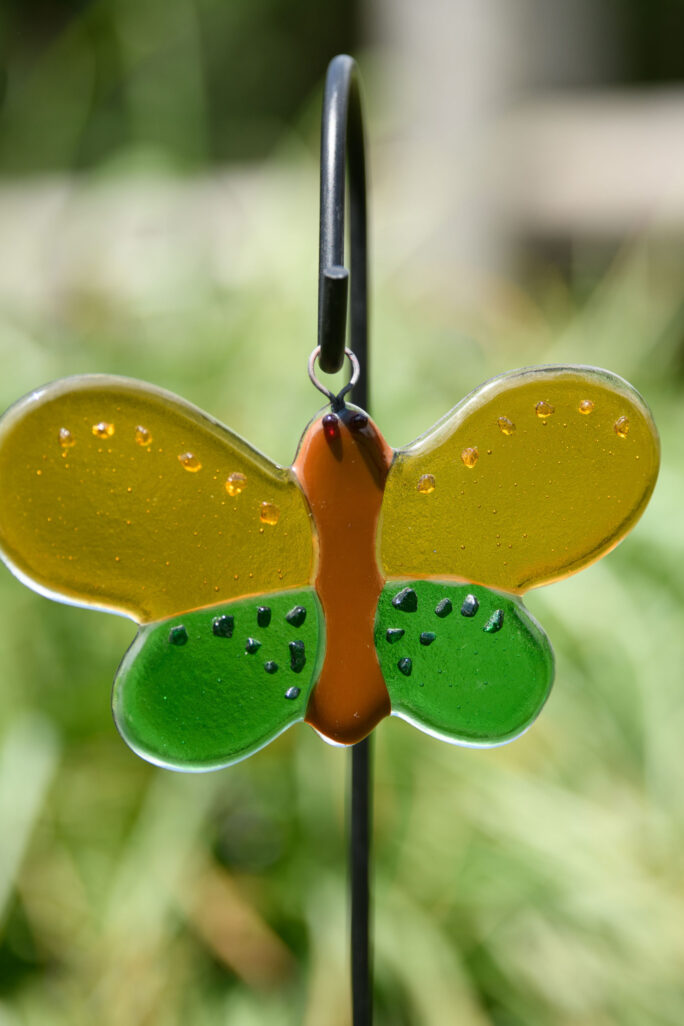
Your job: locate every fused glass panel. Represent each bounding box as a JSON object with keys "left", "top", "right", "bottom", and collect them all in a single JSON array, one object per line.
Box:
[
  {"left": 0, "top": 376, "right": 314, "bottom": 622},
  {"left": 114, "top": 589, "right": 324, "bottom": 770},
  {"left": 293, "top": 406, "right": 393, "bottom": 744},
  {"left": 376, "top": 580, "right": 554, "bottom": 745},
  {"left": 379, "top": 367, "right": 659, "bottom": 593}
]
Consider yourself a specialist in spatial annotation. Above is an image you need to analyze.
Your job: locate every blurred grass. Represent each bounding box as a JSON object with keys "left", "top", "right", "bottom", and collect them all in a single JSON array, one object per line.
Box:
[
  {"left": 0, "top": 149, "right": 682, "bottom": 1026},
  {"left": 0, "top": 0, "right": 359, "bottom": 173}
]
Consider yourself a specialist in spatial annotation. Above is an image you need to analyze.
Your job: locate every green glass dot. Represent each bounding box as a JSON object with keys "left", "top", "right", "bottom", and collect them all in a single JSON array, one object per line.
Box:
[
  {"left": 169, "top": 625, "right": 188, "bottom": 646},
  {"left": 483, "top": 609, "right": 504, "bottom": 633},
  {"left": 289, "top": 640, "right": 306, "bottom": 673},
  {"left": 286, "top": 605, "right": 307, "bottom": 627},
  {"left": 212, "top": 615, "right": 234, "bottom": 638},
  {"left": 392, "top": 587, "right": 418, "bottom": 612}
]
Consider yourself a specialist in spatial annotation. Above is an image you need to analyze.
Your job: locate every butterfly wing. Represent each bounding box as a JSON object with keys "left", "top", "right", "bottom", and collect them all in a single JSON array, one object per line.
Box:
[
  {"left": 374, "top": 580, "right": 554, "bottom": 746},
  {"left": 380, "top": 365, "right": 659, "bottom": 592},
  {"left": 113, "top": 589, "right": 324, "bottom": 770},
  {"left": 0, "top": 375, "right": 321, "bottom": 768},
  {"left": 0, "top": 375, "right": 314, "bottom": 620},
  {"left": 377, "top": 365, "right": 659, "bottom": 745}
]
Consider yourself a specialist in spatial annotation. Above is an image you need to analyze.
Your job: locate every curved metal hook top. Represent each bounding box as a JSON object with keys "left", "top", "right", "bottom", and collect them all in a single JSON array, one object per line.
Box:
[{"left": 317, "top": 54, "right": 368, "bottom": 406}]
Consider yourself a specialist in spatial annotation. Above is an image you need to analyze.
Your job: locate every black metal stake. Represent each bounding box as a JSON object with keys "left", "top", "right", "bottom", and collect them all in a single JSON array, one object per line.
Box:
[
  {"left": 349, "top": 734, "right": 372, "bottom": 1025},
  {"left": 317, "top": 54, "right": 373, "bottom": 1026}
]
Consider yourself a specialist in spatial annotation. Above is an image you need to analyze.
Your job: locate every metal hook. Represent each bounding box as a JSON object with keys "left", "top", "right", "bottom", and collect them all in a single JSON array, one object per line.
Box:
[{"left": 317, "top": 54, "right": 368, "bottom": 411}]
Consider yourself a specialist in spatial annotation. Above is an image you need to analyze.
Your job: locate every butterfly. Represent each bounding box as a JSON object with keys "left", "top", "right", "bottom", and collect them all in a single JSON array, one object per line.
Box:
[{"left": 0, "top": 363, "right": 659, "bottom": 770}]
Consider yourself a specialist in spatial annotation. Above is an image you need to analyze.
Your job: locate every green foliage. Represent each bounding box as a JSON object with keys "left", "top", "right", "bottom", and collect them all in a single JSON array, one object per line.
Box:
[{"left": 0, "top": 0, "right": 359, "bottom": 173}]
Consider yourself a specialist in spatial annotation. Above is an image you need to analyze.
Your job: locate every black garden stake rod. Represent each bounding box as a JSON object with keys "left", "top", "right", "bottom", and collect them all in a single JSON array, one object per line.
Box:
[{"left": 317, "top": 54, "right": 373, "bottom": 1026}]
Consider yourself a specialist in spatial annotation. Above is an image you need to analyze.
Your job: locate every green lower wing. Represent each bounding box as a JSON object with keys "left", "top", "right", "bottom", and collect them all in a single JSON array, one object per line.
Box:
[
  {"left": 375, "top": 581, "right": 554, "bottom": 747},
  {"left": 113, "top": 588, "right": 324, "bottom": 771}
]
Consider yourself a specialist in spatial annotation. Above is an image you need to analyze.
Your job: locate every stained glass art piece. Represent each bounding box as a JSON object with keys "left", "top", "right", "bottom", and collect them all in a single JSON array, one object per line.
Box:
[{"left": 0, "top": 365, "right": 659, "bottom": 769}]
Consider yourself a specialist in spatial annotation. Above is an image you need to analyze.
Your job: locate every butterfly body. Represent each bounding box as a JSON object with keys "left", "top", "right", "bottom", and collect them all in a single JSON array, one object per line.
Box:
[
  {"left": 0, "top": 366, "right": 659, "bottom": 770},
  {"left": 293, "top": 406, "right": 392, "bottom": 744}
]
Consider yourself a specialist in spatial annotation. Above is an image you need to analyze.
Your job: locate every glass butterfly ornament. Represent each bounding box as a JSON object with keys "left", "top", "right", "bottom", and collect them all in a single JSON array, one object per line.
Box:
[{"left": 0, "top": 352, "right": 659, "bottom": 770}]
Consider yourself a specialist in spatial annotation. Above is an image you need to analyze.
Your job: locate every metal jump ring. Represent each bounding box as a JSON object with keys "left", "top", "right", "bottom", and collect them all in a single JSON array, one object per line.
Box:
[{"left": 308, "top": 345, "right": 360, "bottom": 409}]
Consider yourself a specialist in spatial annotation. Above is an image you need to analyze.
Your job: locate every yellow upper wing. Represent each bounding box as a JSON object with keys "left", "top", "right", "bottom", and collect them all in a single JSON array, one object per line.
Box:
[
  {"left": 0, "top": 376, "right": 314, "bottom": 622},
  {"left": 379, "top": 366, "right": 659, "bottom": 593}
]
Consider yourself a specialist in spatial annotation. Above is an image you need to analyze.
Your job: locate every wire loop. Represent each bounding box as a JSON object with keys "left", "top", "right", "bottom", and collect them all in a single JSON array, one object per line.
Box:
[{"left": 307, "top": 345, "right": 360, "bottom": 410}]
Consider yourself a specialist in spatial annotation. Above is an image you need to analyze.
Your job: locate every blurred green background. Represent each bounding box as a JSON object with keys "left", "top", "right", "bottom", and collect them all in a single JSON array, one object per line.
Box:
[{"left": 1, "top": 2, "right": 683, "bottom": 1024}]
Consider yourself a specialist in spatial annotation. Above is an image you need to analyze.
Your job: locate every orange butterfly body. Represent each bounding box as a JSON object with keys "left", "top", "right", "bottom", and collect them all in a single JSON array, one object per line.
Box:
[{"left": 294, "top": 407, "right": 393, "bottom": 743}]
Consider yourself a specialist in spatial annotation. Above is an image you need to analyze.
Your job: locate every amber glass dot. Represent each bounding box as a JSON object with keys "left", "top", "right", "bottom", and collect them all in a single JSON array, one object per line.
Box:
[
  {"left": 535, "top": 401, "right": 554, "bottom": 419},
  {"left": 92, "top": 421, "right": 115, "bottom": 438},
  {"left": 614, "top": 416, "right": 630, "bottom": 438},
  {"left": 260, "top": 501, "right": 280, "bottom": 526},
  {"left": 178, "top": 452, "right": 202, "bottom": 472},
  {"left": 417, "top": 473, "right": 436, "bottom": 494},
  {"left": 225, "top": 471, "right": 247, "bottom": 496},
  {"left": 460, "top": 447, "right": 479, "bottom": 469}
]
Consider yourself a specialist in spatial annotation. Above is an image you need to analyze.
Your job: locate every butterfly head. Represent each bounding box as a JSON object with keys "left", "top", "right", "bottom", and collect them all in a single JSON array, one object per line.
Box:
[{"left": 295, "top": 405, "right": 392, "bottom": 500}]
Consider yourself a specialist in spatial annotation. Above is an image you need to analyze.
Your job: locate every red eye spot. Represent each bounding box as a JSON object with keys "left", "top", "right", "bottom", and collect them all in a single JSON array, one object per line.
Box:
[{"left": 322, "top": 413, "right": 340, "bottom": 441}]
